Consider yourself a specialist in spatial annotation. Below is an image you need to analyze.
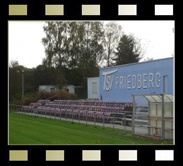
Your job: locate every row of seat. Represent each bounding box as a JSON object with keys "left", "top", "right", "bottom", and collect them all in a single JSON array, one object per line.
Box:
[
  {"left": 44, "top": 104, "right": 124, "bottom": 112},
  {"left": 23, "top": 106, "right": 112, "bottom": 121},
  {"left": 53, "top": 100, "right": 133, "bottom": 108},
  {"left": 37, "top": 100, "right": 50, "bottom": 104},
  {"left": 28, "top": 100, "right": 133, "bottom": 111}
]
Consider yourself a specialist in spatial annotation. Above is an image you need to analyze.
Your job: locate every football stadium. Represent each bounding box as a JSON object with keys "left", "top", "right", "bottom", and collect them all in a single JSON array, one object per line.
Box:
[{"left": 9, "top": 57, "right": 174, "bottom": 145}]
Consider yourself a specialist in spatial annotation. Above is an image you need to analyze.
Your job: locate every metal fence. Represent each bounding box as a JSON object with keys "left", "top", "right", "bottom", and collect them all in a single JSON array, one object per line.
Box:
[
  {"left": 9, "top": 104, "right": 22, "bottom": 112},
  {"left": 9, "top": 104, "right": 132, "bottom": 132}
]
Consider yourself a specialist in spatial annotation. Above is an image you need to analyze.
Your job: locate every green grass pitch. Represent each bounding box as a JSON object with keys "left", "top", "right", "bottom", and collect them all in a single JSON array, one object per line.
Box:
[{"left": 9, "top": 112, "right": 173, "bottom": 145}]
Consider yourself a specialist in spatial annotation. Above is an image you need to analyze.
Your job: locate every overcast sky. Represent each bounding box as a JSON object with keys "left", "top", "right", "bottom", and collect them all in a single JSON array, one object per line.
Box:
[{"left": 9, "top": 21, "right": 174, "bottom": 68}]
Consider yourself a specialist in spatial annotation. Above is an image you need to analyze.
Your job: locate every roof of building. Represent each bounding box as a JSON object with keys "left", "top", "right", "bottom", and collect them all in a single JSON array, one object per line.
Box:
[{"left": 100, "top": 57, "right": 173, "bottom": 70}]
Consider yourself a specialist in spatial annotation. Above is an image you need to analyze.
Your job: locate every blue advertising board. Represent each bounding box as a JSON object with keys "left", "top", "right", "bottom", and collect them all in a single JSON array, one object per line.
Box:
[{"left": 99, "top": 57, "right": 173, "bottom": 102}]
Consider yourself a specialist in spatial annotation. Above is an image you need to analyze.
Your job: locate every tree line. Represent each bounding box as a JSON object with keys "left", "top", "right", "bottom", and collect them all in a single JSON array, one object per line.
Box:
[{"left": 9, "top": 21, "right": 143, "bottom": 103}]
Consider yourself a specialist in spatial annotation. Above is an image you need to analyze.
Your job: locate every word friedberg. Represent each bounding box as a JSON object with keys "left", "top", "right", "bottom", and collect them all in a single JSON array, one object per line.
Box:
[{"left": 103, "top": 69, "right": 161, "bottom": 91}]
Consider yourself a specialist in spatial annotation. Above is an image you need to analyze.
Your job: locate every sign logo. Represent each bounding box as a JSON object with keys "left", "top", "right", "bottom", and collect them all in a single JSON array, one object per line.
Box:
[{"left": 103, "top": 69, "right": 118, "bottom": 91}]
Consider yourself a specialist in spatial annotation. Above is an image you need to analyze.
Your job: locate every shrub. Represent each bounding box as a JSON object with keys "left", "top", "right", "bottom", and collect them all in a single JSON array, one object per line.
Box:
[
  {"left": 14, "top": 100, "right": 22, "bottom": 105},
  {"left": 13, "top": 90, "right": 78, "bottom": 106}
]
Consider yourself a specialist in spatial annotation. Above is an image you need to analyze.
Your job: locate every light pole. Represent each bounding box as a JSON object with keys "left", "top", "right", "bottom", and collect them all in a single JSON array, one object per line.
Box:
[
  {"left": 17, "top": 69, "right": 24, "bottom": 110},
  {"left": 22, "top": 70, "right": 24, "bottom": 108}
]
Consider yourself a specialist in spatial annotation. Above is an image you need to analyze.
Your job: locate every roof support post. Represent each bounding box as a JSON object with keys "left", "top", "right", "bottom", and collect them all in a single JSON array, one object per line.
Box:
[
  {"left": 132, "top": 95, "right": 135, "bottom": 135},
  {"left": 161, "top": 94, "right": 165, "bottom": 140}
]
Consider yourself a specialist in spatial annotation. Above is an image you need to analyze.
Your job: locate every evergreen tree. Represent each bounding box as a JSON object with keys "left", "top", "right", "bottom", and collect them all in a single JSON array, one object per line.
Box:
[{"left": 113, "top": 34, "right": 143, "bottom": 65}]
